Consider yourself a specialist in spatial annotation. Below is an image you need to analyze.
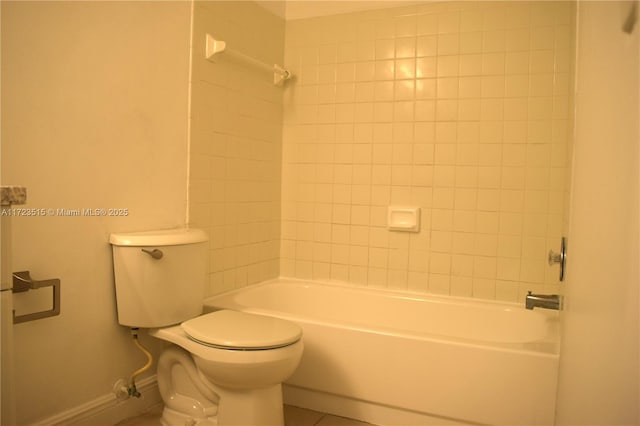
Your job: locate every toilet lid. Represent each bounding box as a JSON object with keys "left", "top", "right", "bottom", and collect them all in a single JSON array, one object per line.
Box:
[{"left": 181, "top": 310, "right": 302, "bottom": 350}]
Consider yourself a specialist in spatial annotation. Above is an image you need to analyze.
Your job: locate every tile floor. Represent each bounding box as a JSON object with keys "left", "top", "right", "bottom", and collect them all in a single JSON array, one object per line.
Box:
[{"left": 115, "top": 404, "right": 373, "bottom": 426}]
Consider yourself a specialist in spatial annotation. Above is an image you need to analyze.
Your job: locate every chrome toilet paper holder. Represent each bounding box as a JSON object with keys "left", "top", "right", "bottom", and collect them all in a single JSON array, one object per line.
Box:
[{"left": 12, "top": 270, "right": 61, "bottom": 324}]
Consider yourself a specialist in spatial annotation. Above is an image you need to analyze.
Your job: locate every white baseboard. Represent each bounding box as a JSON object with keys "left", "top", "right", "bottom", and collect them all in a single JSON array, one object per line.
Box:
[{"left": 32, "top": 375, "right": 161, "bottom": 426}]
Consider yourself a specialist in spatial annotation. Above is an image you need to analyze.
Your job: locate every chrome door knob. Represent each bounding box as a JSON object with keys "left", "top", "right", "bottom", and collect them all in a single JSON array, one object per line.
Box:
[{"left": 548, "top": 237, "right": 567, "bottom": 281}]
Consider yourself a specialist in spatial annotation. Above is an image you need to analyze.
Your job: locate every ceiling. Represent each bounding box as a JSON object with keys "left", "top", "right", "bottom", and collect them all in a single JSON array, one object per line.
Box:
[{"left": 255, "top": 0, "right": 426, "bottom": 21}]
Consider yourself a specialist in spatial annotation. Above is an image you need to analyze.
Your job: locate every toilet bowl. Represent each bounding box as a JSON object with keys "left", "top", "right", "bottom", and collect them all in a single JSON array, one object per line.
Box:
[
  {"left": 151, "top": 310, "right": 303, "bottom": 426},
  {"left": 109, "top": 229, "right": 303, "bottom": 426}
]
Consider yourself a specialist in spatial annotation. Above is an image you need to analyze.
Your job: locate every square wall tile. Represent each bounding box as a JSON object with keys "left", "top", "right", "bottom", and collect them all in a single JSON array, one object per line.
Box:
[{"left": 281, "top": 1, "right": 574, "bottom": 301}]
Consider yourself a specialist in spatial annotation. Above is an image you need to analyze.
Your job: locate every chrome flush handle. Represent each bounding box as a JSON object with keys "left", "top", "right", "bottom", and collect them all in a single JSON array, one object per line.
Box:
[
  {"left": 548, "top": 237, "right": 567, "bottom": 281},
  {"left": 141, "top": 248, "right": 163, "bottom": 260}
]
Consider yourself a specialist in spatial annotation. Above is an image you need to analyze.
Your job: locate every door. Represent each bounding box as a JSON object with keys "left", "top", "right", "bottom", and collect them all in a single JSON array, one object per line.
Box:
[{"left": 555, "top": 2, "right": 639, "bottom": 424}]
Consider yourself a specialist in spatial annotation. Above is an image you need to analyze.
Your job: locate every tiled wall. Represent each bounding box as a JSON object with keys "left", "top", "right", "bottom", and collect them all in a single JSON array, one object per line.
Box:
[
  {"left": 281, "top": 1, "right": 574, "bottom": 301},
  {"left": 189, "top": 1, "right": 285, "bottom": 295}
]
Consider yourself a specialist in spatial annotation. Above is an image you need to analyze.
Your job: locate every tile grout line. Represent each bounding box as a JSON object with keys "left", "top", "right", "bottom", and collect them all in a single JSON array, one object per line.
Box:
[{"left": 313, "top": 413, "right": 327, "bottom": 425}]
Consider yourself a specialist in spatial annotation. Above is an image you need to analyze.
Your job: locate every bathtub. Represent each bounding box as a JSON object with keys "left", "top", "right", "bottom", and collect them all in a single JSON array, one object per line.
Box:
[{"left": 203, "top": 278, "right": 560, "bottom": 426}]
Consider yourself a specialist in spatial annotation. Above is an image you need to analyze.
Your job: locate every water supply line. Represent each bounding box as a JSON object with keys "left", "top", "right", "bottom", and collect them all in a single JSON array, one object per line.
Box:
[{"left": 127, "top": 327, "right": 153, "bottom": 398}]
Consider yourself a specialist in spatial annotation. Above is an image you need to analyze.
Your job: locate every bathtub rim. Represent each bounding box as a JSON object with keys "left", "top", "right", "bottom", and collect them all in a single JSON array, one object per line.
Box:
[
  {"left": 203, "top": 276, "right": 560, "bottom": 358},
  {"left": 210, "top": 276, "right": 547, "bottom": 310}
]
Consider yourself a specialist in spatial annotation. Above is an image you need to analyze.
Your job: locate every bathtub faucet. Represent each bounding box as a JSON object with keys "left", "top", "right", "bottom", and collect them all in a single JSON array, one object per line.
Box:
[{"left": 525, "top": 292, "right": 562, "bottom": 310}]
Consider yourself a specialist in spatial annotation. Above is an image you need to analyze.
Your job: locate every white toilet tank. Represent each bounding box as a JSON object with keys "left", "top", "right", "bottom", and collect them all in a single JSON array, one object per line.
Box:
[{"left": 110, "top": 228, "right": 208, "bottom": 328}]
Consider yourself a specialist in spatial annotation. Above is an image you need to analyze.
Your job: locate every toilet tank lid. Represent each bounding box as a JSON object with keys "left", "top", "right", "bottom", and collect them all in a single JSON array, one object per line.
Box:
[{"left": 109, "top": 228, "right": 208, "bottom": 247}]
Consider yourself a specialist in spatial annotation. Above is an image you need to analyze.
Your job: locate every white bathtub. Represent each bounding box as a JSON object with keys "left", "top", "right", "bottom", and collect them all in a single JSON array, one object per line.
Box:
[{"left": 204, "top": 278, "right": 560, "bottom": 426}]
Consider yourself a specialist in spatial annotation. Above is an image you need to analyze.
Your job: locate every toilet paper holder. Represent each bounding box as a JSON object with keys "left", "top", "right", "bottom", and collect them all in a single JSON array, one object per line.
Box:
[{"left": 12, "top": 270, "right": 61, "bottom": 324}]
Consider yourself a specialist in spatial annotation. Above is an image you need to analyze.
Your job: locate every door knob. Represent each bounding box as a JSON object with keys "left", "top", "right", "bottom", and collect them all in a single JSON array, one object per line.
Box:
[{"left": 548, "top": 237, "right": 567, "bottom": 281}]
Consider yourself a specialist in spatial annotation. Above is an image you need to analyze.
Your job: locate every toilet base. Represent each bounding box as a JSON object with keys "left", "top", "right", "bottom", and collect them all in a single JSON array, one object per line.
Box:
[
  {"left": 214, "top": 385, "right": 284, "bottom": 426},
  {"left": 159, "top": 381, "right": 285, "bottom": 426},
  {"left": 160, "top": 406, "right": 217, "bottom": 426},
  {"left": 157, "top": 345, "right": 286, "bottom": 426}
]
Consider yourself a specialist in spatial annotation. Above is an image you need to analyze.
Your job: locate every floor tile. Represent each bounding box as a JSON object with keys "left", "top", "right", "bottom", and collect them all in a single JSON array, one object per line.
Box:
[
  {"left": 115, "top": 404, "right": 374, "bottom": 426},
  {"left": 316, "top": 414, "right": 373, "bottom": 426},
  {"left": 284, "top": 405, "right": 325, "bottom": 426},
  {"left": 114, "top": 404, "right": 163, "bottom": 426}
]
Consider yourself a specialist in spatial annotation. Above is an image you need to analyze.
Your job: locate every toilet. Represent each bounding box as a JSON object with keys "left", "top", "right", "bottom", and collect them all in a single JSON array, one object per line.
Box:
[{"left": 109, "top": 228, "right": 303, "bottom": 426}]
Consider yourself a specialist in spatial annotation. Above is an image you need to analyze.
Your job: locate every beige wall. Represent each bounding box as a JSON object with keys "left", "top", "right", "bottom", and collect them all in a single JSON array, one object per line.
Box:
[
  {"left": 188, "top": 1, "right": 285, "bottom": 296},
  {"left": 281, "top": 1, "right": 574, "bottom": 301},
  {"left": 1, "top": 1, "right": 191, "bottom": 423}
]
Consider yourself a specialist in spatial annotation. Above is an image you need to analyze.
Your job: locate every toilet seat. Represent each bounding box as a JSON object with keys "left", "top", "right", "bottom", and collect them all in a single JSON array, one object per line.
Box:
[{"left": 181, "top": 310, "right": 302, "bottom": 350}]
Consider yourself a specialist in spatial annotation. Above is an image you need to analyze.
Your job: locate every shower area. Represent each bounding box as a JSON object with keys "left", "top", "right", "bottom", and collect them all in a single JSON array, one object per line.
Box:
[{"left": 190, "top": 1, "right": 573, "bottom": 307}]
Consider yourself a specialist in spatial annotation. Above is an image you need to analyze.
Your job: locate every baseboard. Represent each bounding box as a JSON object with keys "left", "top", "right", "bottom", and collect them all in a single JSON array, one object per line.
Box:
[{"left": 32, "top": 375, "right": 161, "bottom": 426}]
